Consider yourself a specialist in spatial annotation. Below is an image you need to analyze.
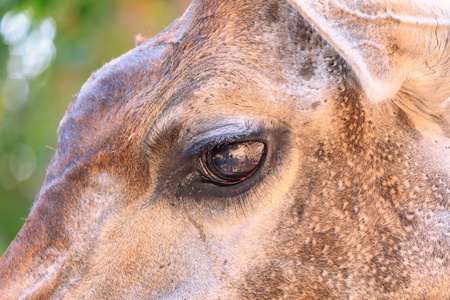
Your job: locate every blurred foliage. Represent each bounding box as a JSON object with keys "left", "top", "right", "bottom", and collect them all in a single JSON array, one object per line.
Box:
[{"left": 0, "top": 0, "right": 191, "bottom": 255}]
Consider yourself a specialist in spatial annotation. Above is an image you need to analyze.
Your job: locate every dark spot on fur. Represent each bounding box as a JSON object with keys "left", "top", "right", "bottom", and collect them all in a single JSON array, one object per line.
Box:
[
  {"left": 287, "top": 8, "right": 325, "bottom": 51},
  {"left": 299, "top": 57, "right": 316, "bottom": 80},
  {"left": 311, "top": 101, "right": 320, "bottom": 109},
  {"left": 295, "top": 202, "right": 305, "bottom": 219},
  {"left": 240, "top": 259, "right": 335, "bottom": 299},
  {"left": 394, "top": 105, "right": 421, "bottom": 139},
  {"left": 239, "top": 261, "right": 287, "bottom": 299},
  {"left": 267, "top": 2, "right": 279, "bottom": 23},
  {"left": 397, "top": 210, "right": 418, "bottom": 227}
]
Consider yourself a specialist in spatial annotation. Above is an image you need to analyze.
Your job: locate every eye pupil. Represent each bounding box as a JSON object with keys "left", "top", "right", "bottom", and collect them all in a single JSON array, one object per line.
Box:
[{"left": 202, "top": 141, "right": 265, "bottom": 184}]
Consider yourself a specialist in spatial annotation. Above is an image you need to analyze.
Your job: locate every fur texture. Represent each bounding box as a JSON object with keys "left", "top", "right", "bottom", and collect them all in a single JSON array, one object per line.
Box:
[{"left": 0, "top": 0, "right": 449, "bottom": 299}]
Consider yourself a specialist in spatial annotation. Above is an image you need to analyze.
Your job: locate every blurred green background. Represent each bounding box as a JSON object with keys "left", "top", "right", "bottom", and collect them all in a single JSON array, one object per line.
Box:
[{"left": 0, "top": 0, "right": 190, "bottom": 255}]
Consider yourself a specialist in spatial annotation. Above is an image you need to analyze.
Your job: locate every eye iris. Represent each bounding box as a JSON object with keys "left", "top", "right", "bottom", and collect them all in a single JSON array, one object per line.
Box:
[{"left": 205, "top": 141, "right": 265, "bottom": 183}]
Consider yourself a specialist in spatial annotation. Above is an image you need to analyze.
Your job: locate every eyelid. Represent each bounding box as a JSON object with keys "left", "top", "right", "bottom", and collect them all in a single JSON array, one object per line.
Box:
[{"left": 182, "top": 130, "right": 264, "bottom": 158}]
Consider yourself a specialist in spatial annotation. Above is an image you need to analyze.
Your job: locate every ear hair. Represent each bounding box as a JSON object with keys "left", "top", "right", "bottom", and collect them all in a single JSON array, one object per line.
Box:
[{"left": 287, "top": 0, "right": 449, "bottom": 108}]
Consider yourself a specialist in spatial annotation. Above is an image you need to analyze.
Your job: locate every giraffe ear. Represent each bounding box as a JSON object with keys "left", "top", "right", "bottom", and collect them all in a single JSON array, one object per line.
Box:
[{"left": 287, "top": 0, "right": 450, "bottom": 107}]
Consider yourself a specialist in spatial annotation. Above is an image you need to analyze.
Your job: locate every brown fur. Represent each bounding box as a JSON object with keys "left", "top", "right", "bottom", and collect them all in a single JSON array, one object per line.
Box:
[{"left": 0, "top": 0, "right": 448, "bottom": 299}]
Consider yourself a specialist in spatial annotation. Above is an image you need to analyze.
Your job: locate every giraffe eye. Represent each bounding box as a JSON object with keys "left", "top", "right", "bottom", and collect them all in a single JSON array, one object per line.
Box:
[{"left": 200, "top": 141, "right": 266, "bottom": 185}]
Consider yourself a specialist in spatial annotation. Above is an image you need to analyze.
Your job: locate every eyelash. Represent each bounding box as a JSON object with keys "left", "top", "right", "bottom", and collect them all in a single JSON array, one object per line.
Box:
[{"left": 185, "top": 131, "right": 264, "bottom": 157}]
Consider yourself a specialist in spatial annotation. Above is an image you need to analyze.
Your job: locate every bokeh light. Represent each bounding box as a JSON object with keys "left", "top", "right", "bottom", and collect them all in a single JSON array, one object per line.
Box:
[{"left": 1, "top": 10, "right": 56, "bottom": 111}]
